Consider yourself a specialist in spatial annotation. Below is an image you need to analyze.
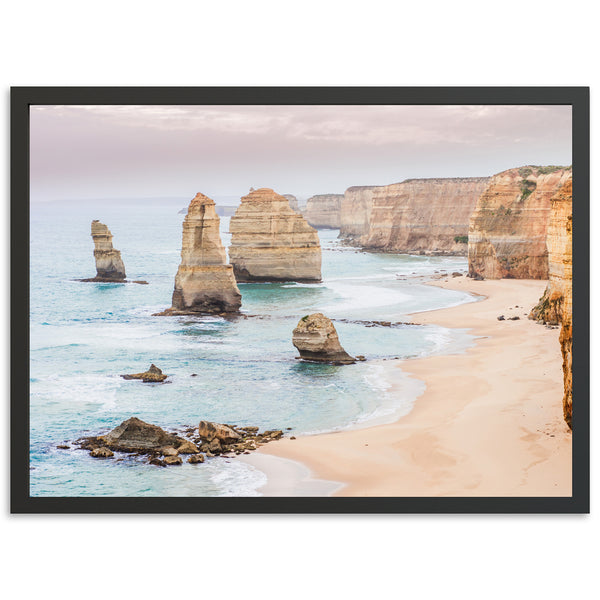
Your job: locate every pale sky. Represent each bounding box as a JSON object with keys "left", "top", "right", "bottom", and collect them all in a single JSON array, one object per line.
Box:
[{"left": 30, "top": 104, "right": 572, "bottom": 203}]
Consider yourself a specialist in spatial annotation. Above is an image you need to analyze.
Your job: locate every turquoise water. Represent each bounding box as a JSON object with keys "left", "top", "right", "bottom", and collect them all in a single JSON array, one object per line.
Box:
[{"left": 30, "top": 201, "right": 477, "bottom": 496}]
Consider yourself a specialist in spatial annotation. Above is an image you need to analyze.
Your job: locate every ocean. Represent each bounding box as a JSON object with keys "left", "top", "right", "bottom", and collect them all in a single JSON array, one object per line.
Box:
[{"left": 29, "top": 200, "right": 477, "bottom": 496}]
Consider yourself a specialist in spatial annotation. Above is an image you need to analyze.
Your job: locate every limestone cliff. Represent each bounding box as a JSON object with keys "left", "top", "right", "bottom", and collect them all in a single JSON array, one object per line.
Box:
[
  {"left": 283, "top": 194, "right": 301, "bottom": 213},
  {"left": 159, "top": 192, "right": 241, "bottom": 315},
  {"left": 529, "top": 178, "right": 572, "bottom": 427},
  {"left": 339, "top": 186, "right": 379, "bottom": 242},
  {"left": 229, "top": 188, "right": 322, "bottom": 283},
  {"left": 303, "top": 194, "right": 344, "bottom": 229},
  {"left": 468, "top": 166, "right": 571, "bottom": 279},
  {"left": 89, "top": 220, "right": 126, "bottom": 281},
  {"left": 363, "top": 178, "right": 490, "bottom": 254}
]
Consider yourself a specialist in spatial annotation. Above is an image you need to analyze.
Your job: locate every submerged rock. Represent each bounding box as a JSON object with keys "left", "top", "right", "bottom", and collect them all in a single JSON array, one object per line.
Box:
[
  {"left": 157, "top": 192, "right": 241, "bottom": 315},
  {"left": 121, "top": 364, "right": 168, "bottom": 383},
  {"left": 292, "top": 313, "right": 355, "bottom": 364}
]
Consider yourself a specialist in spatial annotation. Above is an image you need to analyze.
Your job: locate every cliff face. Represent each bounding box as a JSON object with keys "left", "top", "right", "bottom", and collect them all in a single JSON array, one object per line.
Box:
[
  {"left": 529, "top": 178, "right": 573, "bottom": 427},
  {"left": 361, "top": 177, "right": 490, "bottom": 254},
  {"left": 165, "top": 193, "right": 241, "bottom": 314},
  {"left": 283, "top": 194, "right": 301, "bottom": 213},
  {"left": 468, "top": 166, "right": 571, "bottom": 279},
  {"left": 90, "top": 220, "right": 126, "bottom": 280},
  {"left": 303, "top": 194, "right": 344, "bottom": 229},
  {"left": 339, "top": 186, "right": 379, "bottom": 242},
  {"left": 229, "top": 188, "right": 322, "bottom": 283}
]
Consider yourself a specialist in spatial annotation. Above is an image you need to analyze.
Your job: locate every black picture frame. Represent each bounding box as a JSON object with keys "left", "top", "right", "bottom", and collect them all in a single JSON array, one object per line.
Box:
[{"left": 11, "top": 86, "right": 590, "bottom": 514}]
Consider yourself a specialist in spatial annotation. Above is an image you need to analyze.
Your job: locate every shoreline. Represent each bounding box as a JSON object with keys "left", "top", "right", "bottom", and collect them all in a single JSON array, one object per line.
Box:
[{"left": 251, "top": 275, "right": 572, "bottom": 497}]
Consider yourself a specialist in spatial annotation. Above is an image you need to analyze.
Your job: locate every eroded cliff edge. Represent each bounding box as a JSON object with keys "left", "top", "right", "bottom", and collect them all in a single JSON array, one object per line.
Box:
[
  {"left": 229, "top": 188, "right": 322, "bottom": 282},
  {"left": 530, "top": 178, "right": 573, "bottom": 427},
  {"left": 303, "top": 194, "right": 344, "bottom": 229},
  {"left": 339, "top": 178, "right": 489, "bottom": 254},
  {"left": 468, "top": 166, "right": 571, "bottom": 279},
  {"left": 158, "top": 192, "right": 241, "bottom": 315}
]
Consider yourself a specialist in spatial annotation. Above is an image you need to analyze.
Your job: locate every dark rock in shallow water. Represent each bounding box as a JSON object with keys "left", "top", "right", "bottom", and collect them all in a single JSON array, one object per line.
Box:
[
  {"left": 163, "top": 456, "right": 183, "bottom": 466},
  {"left": 198, "top": 421, "right": 241, "bottom": 444},
  {"left": 100, "top": 417, "right": 185, "bottom": 452},
  {"left": 121, "top": 364, "right": 167, "bottom": 383},
  {"left": 188, "top": 454, "right": 205, "bottom": 464},
  {"left": 90, "top": 447, "right": 114, "bottom": 458}
]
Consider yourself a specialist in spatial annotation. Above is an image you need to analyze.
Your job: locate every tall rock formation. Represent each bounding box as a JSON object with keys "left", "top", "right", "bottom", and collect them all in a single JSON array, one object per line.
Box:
[
  {"left": 303, "top": 194, "right": 344, "bottom": 229},
  {"left": 363, "top": 178, "right": 490, "bottom": 254},
  {"left": 339, "top": 186, "right": 379, "bottom": 243},
  {"left": 229, "top": 188, "right": 322, "bottom": 283},
  {"left": 89, "top": 220, "right": 127, "bottom": 281},
  {"left": 292, "top": 313, "right": 355, "bottom": 364},
  {"left": 468, "top": 166, "right": 571, "bottom": 279},
  {"left": 529, "top": 178, "right": 573, "bottom": 428},
  {"left": 159, "top": 192, "right": 241, "bottom": 315}
]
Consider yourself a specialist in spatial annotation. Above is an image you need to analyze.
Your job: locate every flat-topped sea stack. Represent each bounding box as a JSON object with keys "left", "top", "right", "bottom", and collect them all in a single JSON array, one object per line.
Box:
[
  {"left": 292, "top": 313, "right": 355, "bottom": 364},
  {"left": 361, "top": 177, "right": 490, "bottom": 254},
  {"left": 229, "top": 188, "right": 322, "bottom": 283},
  {"left": 468, "top": 166, "right": 572, "bottom": 279},
  {"left": 87, "top": 220, "right": 127, "bottom": 281},
  {"left": 303, "top": 194, "right": 344, "bottom": 229},
  {"left": 529, "top": 178, "right": 573, "bottom": 427},
  {"left": 158, "top": 192, "right": 241, "bottom": 315}
]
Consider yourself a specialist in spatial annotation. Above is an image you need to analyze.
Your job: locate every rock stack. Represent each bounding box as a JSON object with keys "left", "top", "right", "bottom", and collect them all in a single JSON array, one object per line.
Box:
[
  {"left": 529, "top": 178, "right": 573, "bottom": 428},
  {"left": 158, "top": 192, "right": 241, "bottom": 315},
  {"left": 229, "top": 188, "right": 322, "bottom": 282},
  {"left": 468, "top": 166, "right": 572, "bottom": 279},
  {"left": 87, "top": 220, "right": 127, "bottom": 281},
  {"left": 292, "top": 313, "right": 355, "bottom": 364}
]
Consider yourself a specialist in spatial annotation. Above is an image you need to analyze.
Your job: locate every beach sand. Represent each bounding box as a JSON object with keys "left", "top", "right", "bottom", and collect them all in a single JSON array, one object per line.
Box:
[{"left": 249, "top": 276, "right": 572, "bottom": 497}]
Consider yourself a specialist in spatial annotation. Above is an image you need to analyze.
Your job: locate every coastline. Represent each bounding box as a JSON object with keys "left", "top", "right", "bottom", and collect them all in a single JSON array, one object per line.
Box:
[{"left": 251, "top": 275, "right": 572, "bottom": 497}]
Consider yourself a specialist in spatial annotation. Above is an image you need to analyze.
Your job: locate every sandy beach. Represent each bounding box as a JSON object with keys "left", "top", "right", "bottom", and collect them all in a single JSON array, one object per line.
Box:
[{"left": 250, "top": 276, "right": 572, "bottom": 497}]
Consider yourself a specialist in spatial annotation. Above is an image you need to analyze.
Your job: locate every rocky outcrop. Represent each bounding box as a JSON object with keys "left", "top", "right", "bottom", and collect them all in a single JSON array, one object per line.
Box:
[
  {"left": 158, "top": 192, "right": 241, "bottom": 315},
  {"left": 283, "top": 194, "right": 301, "bottom": 213},
  {"left": 529, "top": 178, "right": 573, "bottom": 427},
  {"left": 76, "top": 418, "right": 290, "bottom": 466},
  {"left": 339, "top": 186, "right": 379, "bottom": 242},
  {"left": 303, "top": 194, "right": 344, "bottom": 229},
  {"left": 468, "top": 166, "right": 571, "bottom": 279},
  {"left": 78, "top": 417, "right": 193, "bottom": 454},
  {"left": 120, "top": 364, "right": 168, "bottom": 383},
  {"left": 362, "top": 178, "right": 490, "bottom": 254},
  {"left": 229, "top": 188, "right": 322, "bottom": 282},
  {"left": 86, "top": 220, "right": 127, "bottom": 281},
  {"left": 292, "top": 313, "right": 355, "bottom": 364}
]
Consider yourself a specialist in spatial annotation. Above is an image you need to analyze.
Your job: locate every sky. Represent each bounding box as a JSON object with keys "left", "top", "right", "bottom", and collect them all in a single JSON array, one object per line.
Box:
[{"left": 29, "top": 104, "right": 572, "bottom": 204}]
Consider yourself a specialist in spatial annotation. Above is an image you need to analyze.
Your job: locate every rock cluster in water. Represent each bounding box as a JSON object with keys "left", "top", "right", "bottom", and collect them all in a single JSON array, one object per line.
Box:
[
  {"left": 292, "top": 313, "right": 355, "bottom": 364},
  {"left": 158, "top": 192, "right": 242, "bottom": 315},
  {"left": 83, "top": 220, "right": 127, "bottom": 281},
  {"left": 76, "top": 417, "right": 286, "bottom": 467},
  {"left": 229, "top": 188, "right": 322, "bottom": 283},
  {"left": 121, "top": 364, "right": 168, "bottom": 383}
]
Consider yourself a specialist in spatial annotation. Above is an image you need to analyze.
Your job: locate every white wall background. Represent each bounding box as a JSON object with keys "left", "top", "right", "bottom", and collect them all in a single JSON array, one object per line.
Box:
[{"left": 1, "top": 2, "right": 596, "bottom": 598}]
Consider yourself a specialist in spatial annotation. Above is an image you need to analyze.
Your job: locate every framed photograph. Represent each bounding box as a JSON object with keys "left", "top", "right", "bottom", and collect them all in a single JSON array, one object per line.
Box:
[{"left": 11, "top": 87, "right": 589, "bottom": 513}]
